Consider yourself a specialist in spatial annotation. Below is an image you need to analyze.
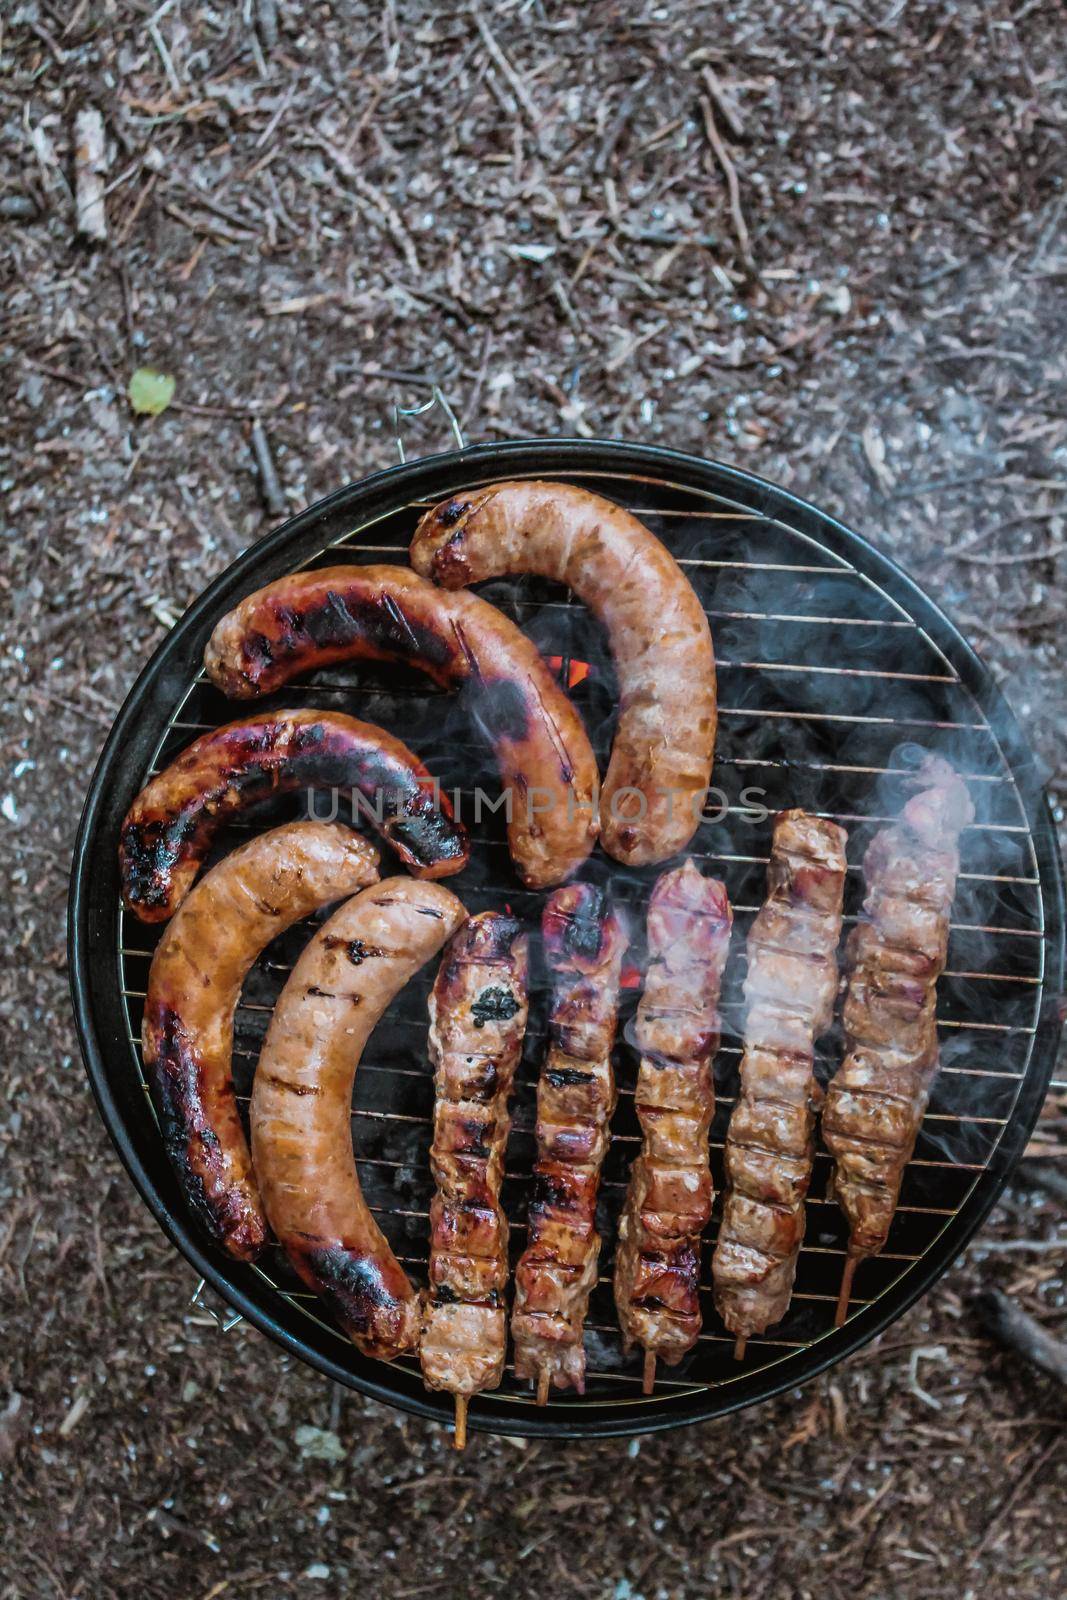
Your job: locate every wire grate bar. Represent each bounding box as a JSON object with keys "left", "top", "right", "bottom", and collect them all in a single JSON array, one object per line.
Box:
[{"left": 109, "top": 461, "right": 1054, "bottom": 1421}]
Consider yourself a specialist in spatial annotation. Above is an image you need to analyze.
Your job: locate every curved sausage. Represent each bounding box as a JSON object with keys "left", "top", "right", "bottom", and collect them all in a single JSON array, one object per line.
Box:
[
  {"left": 142, "top": 821, "right": 381, "bottom": 1261},
  {"left": 203, "top": 564, "right": 598, "bottom": 890},
  {"left": 410, "top": 481, "right": 717, "bottom": 866},
  {"left": 250, "top": 878, "right": 467, "bottom": 1360},
  {"left": 121, "top": 708, "right": 467, "bottom": 922}
]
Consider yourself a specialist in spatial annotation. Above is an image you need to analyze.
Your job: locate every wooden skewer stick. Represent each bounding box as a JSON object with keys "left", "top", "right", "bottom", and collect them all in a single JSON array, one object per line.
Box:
[
  {"left": 733, "top": 1335, "right": 747, "bottom": 1362},
  {"left": 835, "top": 1255, "right": 859, "bottom": 1328},
  {"left": 535, "top": 1367, "right": 551, "bottom": 1407},
  {"left": 453, "top": 1394, "right": 468, "bottom": 1451},
  {"left": 642, "top": 1351, "right": 656, "bottom": 1395}
]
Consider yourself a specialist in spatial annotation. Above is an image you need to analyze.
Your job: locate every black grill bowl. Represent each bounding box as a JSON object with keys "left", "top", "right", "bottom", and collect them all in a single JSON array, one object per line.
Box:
[{"left": 69, "top": 439, "right": 1065, "bottom": 1439}]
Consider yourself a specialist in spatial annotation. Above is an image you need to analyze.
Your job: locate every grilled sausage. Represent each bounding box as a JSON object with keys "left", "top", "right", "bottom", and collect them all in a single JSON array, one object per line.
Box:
[
  {"left": 121, "top": 709, "right": 467, "bottom": 923},
  {"left": 712, "top": 813, "right": 847, "bottom": 1352},
  {"left": 410, "top": 480, "right": 717, "bottom": 866},
  {"left": 421, "top": 913, "right": 530, "bottom": 1446},
  {"left": 823, "top": 756, "right": 973, "bottom": 1323},
  {"left": 511, "top": 884, "right": 628, "bottom": 1401},
  {"left": 141, "top": 822, "right": 381, "bottom": 1261},
  {"left": 251, "top": 878, "right": 467, "bottom": 1359},
  {"left": 204, "top": 564, "right": 598, "bottom": 889},
  {"left": 614, "top": 862, "right": 732, "bottom": 1388}
]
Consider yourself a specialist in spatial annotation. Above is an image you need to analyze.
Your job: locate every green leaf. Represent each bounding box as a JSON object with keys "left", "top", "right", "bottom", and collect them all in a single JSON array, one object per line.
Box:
[{"left": 128, "top": 367, "right": 176, "bottom": 416}]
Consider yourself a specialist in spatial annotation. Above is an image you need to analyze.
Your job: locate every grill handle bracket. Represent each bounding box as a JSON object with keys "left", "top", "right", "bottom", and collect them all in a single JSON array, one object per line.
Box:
[
  {"left": 190, "top": 1275, "right": 244, "bottom": 1334},
  {"left": 392, "top": 385, "right": 466, "bottom": 462}
]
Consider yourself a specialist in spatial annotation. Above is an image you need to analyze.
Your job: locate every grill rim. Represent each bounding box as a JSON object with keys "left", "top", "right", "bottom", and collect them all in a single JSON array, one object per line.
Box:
[{"left": 68, "top": 437, "right": 1066, "bottom": 1440}]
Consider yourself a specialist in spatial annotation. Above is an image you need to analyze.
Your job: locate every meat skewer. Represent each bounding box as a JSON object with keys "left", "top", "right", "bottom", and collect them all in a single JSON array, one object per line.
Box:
[
  {"left": 512, "top": 885, "right": 628, "bottom": 1403},
  {"left": 614, "top": 861, "right": 732, "bottom": 1392},
  {"left": 420, "top": 912, "right": 530, "bottom": 1449},
  {"left": 823, "top": 754, "right": 974, "bottom": 1325},
  {"left": 712, "top": 812, "right": 848, "bottom": 1355}
]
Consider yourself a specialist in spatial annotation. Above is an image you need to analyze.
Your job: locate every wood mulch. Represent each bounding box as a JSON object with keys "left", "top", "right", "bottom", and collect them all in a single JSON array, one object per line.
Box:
[{"left": 2, "top": 2, "right": 1064, "bottom": 1595}]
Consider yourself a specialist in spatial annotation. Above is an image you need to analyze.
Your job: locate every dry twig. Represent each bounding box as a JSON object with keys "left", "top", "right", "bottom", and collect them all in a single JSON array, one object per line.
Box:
[
  {"left": 969, "top": 1434, "right": 1062, "bottom": 1564},
  {"left": 594, "top": 79, "right": 646, "bottom": 175},
  {"left": 701, "top": 64, "right": 746, "bottom": 140},
  {"left": 250, "top": 422, "right": 287, "bottom": 518},
  {"left": 975, "top": 1290, "right": 1067, "bottom": 1386},
  {"left": 699, "top": 96, "right": 753, "bottom": 272},
  {"left": 471, "top": 5, "right": 545, "bottom": 151}
]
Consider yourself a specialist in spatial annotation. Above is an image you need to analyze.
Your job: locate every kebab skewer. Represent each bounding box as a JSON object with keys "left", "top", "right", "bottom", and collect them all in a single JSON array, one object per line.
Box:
[
  {"left": 823, "top": 754, "right": 973, "bottom": 1325},
  {"left": 421, "top": 913, "right": 530, "bottom": 1448},
  {"left": 614, "top": 861, "right": 732, "bottom": 1392},
  {"left": 712, "top": 812, "right": 848, "bottom": 1356},
  {"left": 511, "top": 884, "right": 628, "bottom": 1403}
]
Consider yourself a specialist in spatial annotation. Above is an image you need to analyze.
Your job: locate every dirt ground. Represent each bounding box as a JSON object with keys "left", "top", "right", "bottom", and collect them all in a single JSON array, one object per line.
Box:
[{"left": 2, "top": 2, "right": 1066, "bottom": 1597}]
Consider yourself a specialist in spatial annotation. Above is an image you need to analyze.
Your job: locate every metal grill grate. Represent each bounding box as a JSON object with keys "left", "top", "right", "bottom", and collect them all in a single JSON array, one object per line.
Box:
[{"left": 72, "top": 442, "right": 1064, "bottom": 1437}]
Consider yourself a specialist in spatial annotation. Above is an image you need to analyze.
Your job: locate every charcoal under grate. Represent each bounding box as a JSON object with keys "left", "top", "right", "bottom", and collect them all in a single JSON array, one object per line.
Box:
[{"left": 70, "top": 440, "right": 1065, "bottom": 1438}]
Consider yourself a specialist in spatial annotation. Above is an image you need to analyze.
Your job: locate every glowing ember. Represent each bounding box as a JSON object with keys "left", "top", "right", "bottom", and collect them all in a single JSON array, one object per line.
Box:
[{"left": 546, "top": 655, "right": 592, "bottom": 688}]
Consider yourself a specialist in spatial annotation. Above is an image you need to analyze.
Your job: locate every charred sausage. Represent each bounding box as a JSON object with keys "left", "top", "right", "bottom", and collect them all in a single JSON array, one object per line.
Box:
[
  {"left": 712, "top": 812, "right": 847, "bottom": 1353},
  {"left": 420, "top": 913, "right": 530, "bottom": 1446},
  {"left": 204, "top": 564, "right": 598, "bottom": 890},
  {"left": 511, "top": 884, "right": 628, "bottom": 1401},
  {"left": 121, "top": 709, "right": 467, "bottom": 922},
  {"left": 250, "top": 878, "right": 467, "bottom": 1360},
  {"left": 410, "top": 480, "right": 717, "bottom": 866},
  {"left": 614, "top": 861, "right": 732, "bottom": 1389},
  {"left": 823, "top": 756, "right": 973, "bottom": 1324},
  {"left": 142, "top": 821, "right": 381, "bottom": 1261}
]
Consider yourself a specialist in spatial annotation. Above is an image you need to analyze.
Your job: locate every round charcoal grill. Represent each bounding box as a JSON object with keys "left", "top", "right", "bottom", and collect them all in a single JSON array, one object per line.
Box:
[{"left": 69, "top": 438, "right": 1065, "bottom": 1439}]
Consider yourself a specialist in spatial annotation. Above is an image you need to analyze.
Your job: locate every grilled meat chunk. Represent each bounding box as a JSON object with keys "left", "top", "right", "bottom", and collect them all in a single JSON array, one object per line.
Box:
[
  {"left": 421, "top": 913, "right": 530, "bottom": 1444},
  {"left": 614, "top": 861, "right": 732, "bottom": 1387},
  {"left": 713, "top": 812, "right": 848, "bottom": 1350},
  {"left": 512, "top": 884, "right": 627, "bottom": 1401},
  {"left": 823, "top": 755, "right": 973, "bottom": 1322}
]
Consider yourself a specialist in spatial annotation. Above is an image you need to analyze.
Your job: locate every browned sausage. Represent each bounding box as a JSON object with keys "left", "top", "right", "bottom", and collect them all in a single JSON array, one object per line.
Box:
[
  {"left": 120, "top": 709, "right": 467, "bottom": 923},
  {"left": 203, "top": 564, "right": 598, "bottom": 890},
  {"left": 410, "top": 481, "right": 717, "bottom": 866},
  {"left": 250, "top": 878, "right": 467, "bottom": 1360},
  {"left": 142, "top": 821, "right": 380, "bottom": 1261}
]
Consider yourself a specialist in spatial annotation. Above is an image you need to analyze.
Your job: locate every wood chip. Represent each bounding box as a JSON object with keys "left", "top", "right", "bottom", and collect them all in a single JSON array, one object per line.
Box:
[{"left": 73, "top": 107, "right": 108, "bottom": 242}]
